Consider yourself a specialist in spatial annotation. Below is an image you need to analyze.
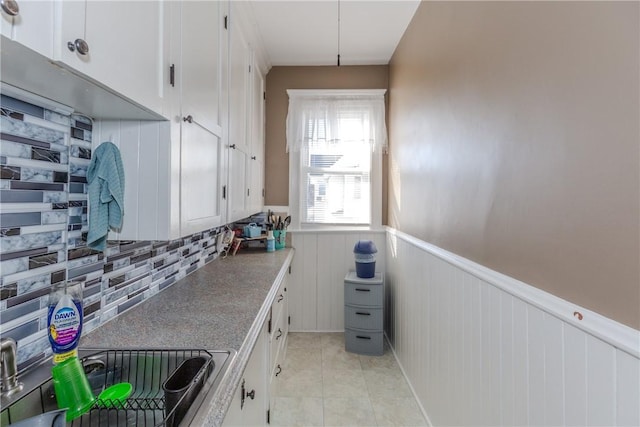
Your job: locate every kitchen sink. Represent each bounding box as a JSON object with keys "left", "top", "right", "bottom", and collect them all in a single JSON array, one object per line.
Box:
[{"left": 1, "top": 348, "right": 233, "bottom": 426}]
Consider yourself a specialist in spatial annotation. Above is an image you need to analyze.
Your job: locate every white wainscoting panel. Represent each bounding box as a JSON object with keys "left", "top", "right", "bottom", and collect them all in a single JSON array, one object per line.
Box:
[
  {"left": 289, "top": 230, "right": 386, "bottom": 332},
  {"left": 385, "top": 227, "right": 640, "bottom": 427},
  {"left": 94, "top": 119, "right": 173, "bottom": 242}
]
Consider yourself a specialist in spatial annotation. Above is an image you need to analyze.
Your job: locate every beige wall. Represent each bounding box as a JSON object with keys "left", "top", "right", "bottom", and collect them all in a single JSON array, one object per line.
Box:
[
  {"left": 388, "top": 1, "right": 639, "bottom": 328},
  {"left": 264, "top": 65, "right": 389, "bottom": 224}
]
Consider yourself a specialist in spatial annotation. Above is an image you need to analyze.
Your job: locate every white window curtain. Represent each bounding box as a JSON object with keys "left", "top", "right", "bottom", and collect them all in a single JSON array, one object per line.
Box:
[{"left": 286, "top": 90, "right": 388, "bottom": 153}]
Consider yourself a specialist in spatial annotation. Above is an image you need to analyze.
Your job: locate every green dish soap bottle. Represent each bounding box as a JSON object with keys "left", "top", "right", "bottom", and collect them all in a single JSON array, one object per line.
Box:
[{"left": 47, "top": 281, "right": 83, "bottom": 364}]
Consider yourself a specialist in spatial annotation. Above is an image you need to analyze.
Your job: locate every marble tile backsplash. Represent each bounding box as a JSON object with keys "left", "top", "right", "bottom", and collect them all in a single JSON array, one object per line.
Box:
[{"left": 0, "top": 94, "right": 224, "bottom": 370}]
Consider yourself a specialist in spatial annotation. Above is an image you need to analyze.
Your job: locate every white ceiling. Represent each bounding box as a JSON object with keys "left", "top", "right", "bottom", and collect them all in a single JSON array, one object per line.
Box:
[{"left": 246, "top": 0, "right": 421, "bottom": 66}]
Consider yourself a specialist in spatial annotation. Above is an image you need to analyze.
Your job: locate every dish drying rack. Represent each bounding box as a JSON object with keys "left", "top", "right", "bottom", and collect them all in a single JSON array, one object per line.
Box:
[{"left": 7, "top": 348, "right": 214, "bottom": 427}]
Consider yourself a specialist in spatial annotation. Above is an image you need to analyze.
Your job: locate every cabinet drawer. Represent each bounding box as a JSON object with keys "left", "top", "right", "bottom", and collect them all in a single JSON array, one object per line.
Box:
[
  {"left": 345, "top": 328, "right": 384, "bottom": 356},
  {"left": 344, "top": 283, "right": 383, "bottom": 307},
  {"left": 345, "top": 305, "right": 383, "bottom": 331},
  {"left": 271, "top": 278, "right": 288, "bottom": 322}
]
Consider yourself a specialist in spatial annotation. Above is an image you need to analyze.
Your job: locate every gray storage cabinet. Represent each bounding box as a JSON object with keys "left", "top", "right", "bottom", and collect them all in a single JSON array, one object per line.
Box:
[{"left": 344, "top": 271, "right": 384, "bottom": 356}]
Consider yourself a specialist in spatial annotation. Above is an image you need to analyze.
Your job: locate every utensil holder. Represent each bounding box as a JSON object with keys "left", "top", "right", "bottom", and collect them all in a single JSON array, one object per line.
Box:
[{"left": 162, "top": 356, "right": 211, "bottom": 427}]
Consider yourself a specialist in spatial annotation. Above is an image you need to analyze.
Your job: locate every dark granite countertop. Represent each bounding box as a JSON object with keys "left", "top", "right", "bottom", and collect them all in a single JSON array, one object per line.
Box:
[{"left": 81, "top": 247, "right": 294, "bottom": 426}]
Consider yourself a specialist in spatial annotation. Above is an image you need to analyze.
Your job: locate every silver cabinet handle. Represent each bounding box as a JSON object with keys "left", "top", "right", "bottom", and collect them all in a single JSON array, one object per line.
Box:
[
  {"left": 67, "top": 38, "right": 89, "bottom": 55},
  {"left": 1, "top": 0, "right": 19, "bottom": 16}
]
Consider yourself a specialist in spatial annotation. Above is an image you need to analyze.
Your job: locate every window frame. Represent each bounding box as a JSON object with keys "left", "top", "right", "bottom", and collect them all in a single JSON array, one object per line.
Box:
[{"left": 287, "top": 89, "right": 385, "bottom": 230}]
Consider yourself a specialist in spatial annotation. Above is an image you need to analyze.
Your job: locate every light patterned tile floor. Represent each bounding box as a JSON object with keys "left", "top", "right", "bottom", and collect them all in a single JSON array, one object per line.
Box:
[{"left": 271, "top": 332, "right": 428, "bottom": 427}]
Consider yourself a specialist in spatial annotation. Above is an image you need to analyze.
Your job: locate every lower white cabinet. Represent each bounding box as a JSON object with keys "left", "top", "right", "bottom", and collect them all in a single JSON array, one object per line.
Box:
[
  {"left": 224, "top": 314, "right": 269, "bottom": 426},
  {"left": 224, "top": 260, "right": 292, "bottom": 426}
]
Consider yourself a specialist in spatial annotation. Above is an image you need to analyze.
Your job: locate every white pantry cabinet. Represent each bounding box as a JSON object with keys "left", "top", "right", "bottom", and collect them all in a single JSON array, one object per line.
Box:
[
  {"left": 1, "top": 0, "right": 54, "bottom": 58},
  {"left": 53, "top": 0, "right": 164, "bottom": 115}
]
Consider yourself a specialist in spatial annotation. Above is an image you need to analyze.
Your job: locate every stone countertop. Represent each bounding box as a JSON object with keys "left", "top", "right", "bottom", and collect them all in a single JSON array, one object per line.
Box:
[{"left": 81, "top": 247, "right": 294, "bottom": 426}]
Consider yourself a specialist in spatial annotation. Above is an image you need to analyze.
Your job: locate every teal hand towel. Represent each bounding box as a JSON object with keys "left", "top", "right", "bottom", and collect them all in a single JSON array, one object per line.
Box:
[{"left": 87, "top": 141, "right": 125, "bottom": 251}]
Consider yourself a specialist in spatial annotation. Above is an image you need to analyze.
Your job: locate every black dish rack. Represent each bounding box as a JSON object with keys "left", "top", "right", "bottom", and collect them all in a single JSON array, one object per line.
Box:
[{"left": 4, "top": 349, "right": 214, "bottom": 427}]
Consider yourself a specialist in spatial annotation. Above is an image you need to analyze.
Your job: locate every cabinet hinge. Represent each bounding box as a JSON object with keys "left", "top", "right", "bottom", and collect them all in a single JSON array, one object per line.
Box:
[
  {"left": 263, "top": 91, "right": 266, "bottom": 100},
  {"left": 247, "top": 188, "right": 250, "bottom": 197},
  {"left": 267, "top": 409, "right": 270, "bottom": 424},
  {"left": 288, "top": 315, "right": 290, "bottom": 325},
  {"left": 249, "top": 65, "right": 251, "bottom": 73},
  {"left": 268, "top": 317, "right": 272, "bottom": 334},
  {"left": 169, "top": 64, "right": 175, "bottom": 87},
  {"left": 224, "top": 15, "right": 228, "bottom": 30},
  {"left": 288, "top": 265, "right": 291, "bottom": 274},
  {"left": 222, "top": 185, "right": 226, "bottom": 200}
]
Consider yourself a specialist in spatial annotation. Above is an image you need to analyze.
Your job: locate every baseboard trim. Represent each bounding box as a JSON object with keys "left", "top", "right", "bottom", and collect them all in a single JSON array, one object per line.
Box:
[{"left": 384, "top": 331, "right": 433, "bottom": 427}]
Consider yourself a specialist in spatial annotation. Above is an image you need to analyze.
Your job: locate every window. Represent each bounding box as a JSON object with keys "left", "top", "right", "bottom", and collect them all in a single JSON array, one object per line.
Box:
[{"left": 286, "top": 90, "right": 387, "bottom": 228}]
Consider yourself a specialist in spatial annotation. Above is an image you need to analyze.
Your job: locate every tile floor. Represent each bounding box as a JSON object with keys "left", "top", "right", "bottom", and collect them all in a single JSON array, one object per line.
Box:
[{"left": 271, "top": 332, "right": 428, "bottom": 426}]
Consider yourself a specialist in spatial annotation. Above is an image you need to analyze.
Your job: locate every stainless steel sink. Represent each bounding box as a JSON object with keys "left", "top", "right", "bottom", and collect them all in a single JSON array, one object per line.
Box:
[{"left": 1, "top": 348, "right": 233, "bottom": 426}]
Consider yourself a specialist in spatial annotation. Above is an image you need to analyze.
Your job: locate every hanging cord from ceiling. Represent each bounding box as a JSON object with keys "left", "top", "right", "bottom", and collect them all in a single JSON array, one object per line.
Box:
[{"left": 337, "top": 0, "right": 341, "bottom": 66}]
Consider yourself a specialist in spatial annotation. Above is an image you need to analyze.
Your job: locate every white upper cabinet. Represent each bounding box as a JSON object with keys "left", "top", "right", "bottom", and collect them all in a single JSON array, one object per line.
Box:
[
  {"left": 1, "top": 0, "right": 54, "bottom": 58},
  {"left": 248, "top": 62, "right": 266, "bottom": 214},
  {"left": 102, "top": 0, "right": 228, "bottom": 242},
  {"left": 179, "top": 0, "right": 223, "bottom": 136},
  {"left": 229, "top": 18, "right": 251, "bottom": 153},
  {"left": 177, "top": 0, "right": 225, "bottom": 234},
  {"left": 227, "top": 7, "right": 266, "bottom": 222},
  {"left": 53, "top": 0, "right": 164, "bottom": 115},
  {"left": 227, "top": 10, "right": 252, "bottom": 222}
]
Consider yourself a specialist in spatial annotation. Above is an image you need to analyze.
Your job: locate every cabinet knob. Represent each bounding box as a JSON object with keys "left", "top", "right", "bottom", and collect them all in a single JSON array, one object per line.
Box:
[
  {"left": 251, "top": 156, "right": 256, "bottom": 160},
  {"left": 183, "top": 115, "right": 193, "bottom": 123},
  {"left": 229, "top": 144, "right": 236, "bottom": 149},
  {"left": 1, "top": 0, "right": 19, "bottom": 16},
  {"left": 245, "top": 388, "right": 255, "bottom": 400},
  {"left": 68, "top": 38, "right": 89, "bottom": 55}
]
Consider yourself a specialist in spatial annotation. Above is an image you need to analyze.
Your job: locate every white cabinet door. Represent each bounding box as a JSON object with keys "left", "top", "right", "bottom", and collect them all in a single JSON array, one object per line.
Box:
[
  {"left": 179, "top": 0, "right": 224, "bottom": 234},
  {"left": 248, "top": 64, "right": 265, "bottom": 214},
  {"left": 228, "top": 146, "right": 249, "bottom": 222},
  {"left": 54, "top": 0, "right": 163, "bottom": 114},
  {"left": 180, "top": 0, "right": 223, "bottom": 136},
  {"left": 1, "top": 0, "right": 54, "bottom": 58},
  {"left": 228, "top": 17, "right": 251, "bottom": 153},
  {"left": 0, "top": 3, "right": 11, "bottom": 39},
  {"left": 223, "top": 319, "right": 269, "bottom": 427},
  {"left": 181, "top": 123, "right": 223, "bottom": 235},
  {"left": 227, "top": 12, "right": 251, "bottom": 222}
]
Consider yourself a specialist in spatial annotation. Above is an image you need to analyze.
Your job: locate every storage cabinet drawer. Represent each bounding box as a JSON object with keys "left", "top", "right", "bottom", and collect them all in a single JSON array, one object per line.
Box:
[
  {"left": 271, "top": 277, "right": 287, "bottom": 323},
  {"left": 345, "top": 305, "right": 383, "bottom": 330},
  {"left": 344, "top": 283, "right": 383, "bottom": 307},
  {"left": 345, "top": 329, "right": 384, "bottom": 356}
]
